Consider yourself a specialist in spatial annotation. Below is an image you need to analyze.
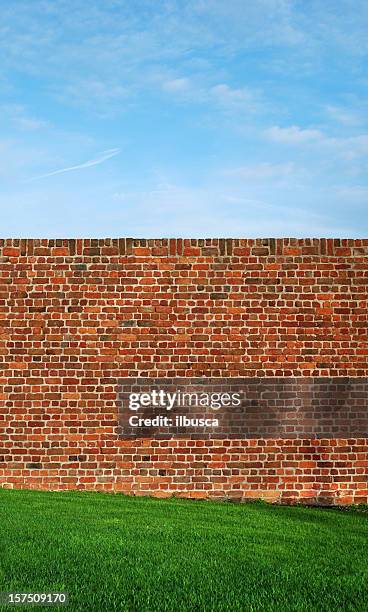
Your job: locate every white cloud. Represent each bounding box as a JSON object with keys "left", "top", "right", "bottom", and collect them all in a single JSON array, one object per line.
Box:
[
  {"left": 0, "top": 138, "right": 56, "bottom": 180},
  {"left": 15, "top": 116, "right": 48, "bottom": 130},
  {"left": 28, "top": 148, "right": 120, "bottom": 181},
  {"left": 160, "top": 77, "right": 261, "bottom": 116},
  {"left": 0, "top": 0, "right": 367, "bottom": 117},
  {"left": 338, "top": 134, "right": 368, "bottom": 160},
  {"left": 1, "top": 168, "right": 365, "bottom": 238},
  {"left": 162, "top": 78, "right": 192, "bottom": 93},
  {"left": 60, "top": 79, "right": 130, "bottom": 106},
  {"left": 210, "top": 83, "right": 258, "bottom": 112},
  {"left": 0, "top": 104, "right": 49, "bottom": 131},
  {"left": 265, "top": 125, "right": 368, "bottom": 165},
  {"left": 266, "top": 125, "right": 323, "bottom": 144},
  {"left": 190, "top": 0, "right": 306, "bottom": 48},
  {"left": 224, "top": 162, "right": 295, "bottom": 180},
  {"left": 334, "top": 185, "right": 368, "bottom": 201},
  {"left": 325, "top": 105, "right": 362, "bottom": 126},
  {"left": 105, "top": 178, "right": 361, "bottom": 237}
]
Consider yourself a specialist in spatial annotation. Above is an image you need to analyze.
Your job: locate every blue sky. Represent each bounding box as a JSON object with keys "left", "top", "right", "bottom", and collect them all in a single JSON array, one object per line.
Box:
[{"left": 1, "top": 0, "right": 367, "bottom": 237}]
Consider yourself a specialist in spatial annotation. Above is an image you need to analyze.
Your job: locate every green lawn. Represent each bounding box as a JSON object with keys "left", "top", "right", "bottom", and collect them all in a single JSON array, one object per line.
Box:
[{"left": 0, "top": 490, "right": 367, "bottom": 611}]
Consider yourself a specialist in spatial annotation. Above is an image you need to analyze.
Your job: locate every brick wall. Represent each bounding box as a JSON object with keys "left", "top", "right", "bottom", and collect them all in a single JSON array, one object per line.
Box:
[{"left": 0, "top": 238, "right": 367, "bottom": 504}]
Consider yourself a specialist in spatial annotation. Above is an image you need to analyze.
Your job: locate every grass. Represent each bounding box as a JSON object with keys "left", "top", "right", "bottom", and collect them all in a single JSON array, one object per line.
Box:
[{"left": 0, "top": 490, "right": 367, "bottom": 611}]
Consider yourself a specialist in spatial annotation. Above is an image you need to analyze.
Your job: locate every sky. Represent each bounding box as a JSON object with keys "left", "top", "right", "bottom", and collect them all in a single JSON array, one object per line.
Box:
[{"left": 1, "top": 0, "right": 368, "bottom": 237}]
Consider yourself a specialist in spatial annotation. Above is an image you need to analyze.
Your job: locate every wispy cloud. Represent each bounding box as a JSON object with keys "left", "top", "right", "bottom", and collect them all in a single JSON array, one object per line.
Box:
[
  {"left": 265, "top": 125, "right": 368, "bottom": 162},
  {"left": 210, "top": 84, "right": 257, "bottom": 109},
  {"left": 108, "top": 178, "right": 357, "bottom": 237},
  {"left": 266, "top": 125, "right": 323, "bottom": 144},
  {"left": 325, "top": 105, "right": 362, "bottom": 126},
  {"left": 27, "top": 148, "right": 120, "bottom": 181},
  {"left": 160, "top": 77, "right": 262, "bottom": 117},
  {"left": 162, "top": 78, "right": 192, "bottom": 93},
  {"left": 1, "top": 0, "right": 367, "bottom": 113},
  {"left": 0, "top": 104, "right": 49, "bottom": 131},
  {"left": 224, "top": 162, "right": 295, "bottom": 180}
]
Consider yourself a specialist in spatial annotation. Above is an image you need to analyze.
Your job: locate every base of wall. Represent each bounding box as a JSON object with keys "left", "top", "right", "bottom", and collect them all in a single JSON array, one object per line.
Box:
[
  {"left": 1, "top": 438, "right": 367, "bottom": 506},
  {"left": 0, "top": 484, "right": 365, "bottom": 506}
]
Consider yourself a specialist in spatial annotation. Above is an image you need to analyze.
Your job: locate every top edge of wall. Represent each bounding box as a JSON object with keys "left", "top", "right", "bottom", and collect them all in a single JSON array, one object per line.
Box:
[{"left": 0, "top": 238, "right": 368, "bottom": 257}]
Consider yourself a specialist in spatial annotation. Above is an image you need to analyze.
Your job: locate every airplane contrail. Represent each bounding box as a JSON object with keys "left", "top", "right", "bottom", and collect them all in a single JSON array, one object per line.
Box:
[{"left": 27, "top": 148, "right": 120, "bottom": 181}]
